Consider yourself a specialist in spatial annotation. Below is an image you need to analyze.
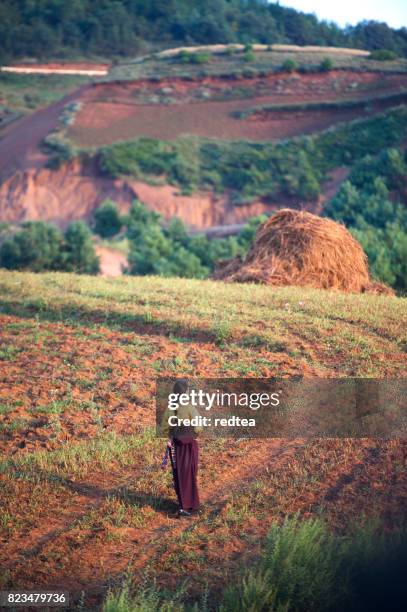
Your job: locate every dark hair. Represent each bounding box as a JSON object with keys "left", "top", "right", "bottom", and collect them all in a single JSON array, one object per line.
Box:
[{"left": 172, "top": 379, "right": 188, "bottom": 395}]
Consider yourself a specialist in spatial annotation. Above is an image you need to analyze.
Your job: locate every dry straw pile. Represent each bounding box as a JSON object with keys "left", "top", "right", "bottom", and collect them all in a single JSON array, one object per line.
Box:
[{"left": 213, "top": 209, "right": 393, "bottom": 294}]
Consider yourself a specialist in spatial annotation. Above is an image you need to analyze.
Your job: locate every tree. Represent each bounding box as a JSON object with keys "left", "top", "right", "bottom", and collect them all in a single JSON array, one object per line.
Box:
[
  {"left": 0, "top": 221, "right": 64, "bottom": 272},
  {"left": 324, "top": 148, "right": 407, "bottom": 291},
  {"left": 353, "top": 223, "right": 407, "bottom": 290},
  {"left": 94, "top": 201, "right": 123, "bottom": 238},
  {"left": 63, "top": 221, "right": 100, "bottom": 274},
  {"left": 125, "top": 200, "right": 260, "bottom": 279}
]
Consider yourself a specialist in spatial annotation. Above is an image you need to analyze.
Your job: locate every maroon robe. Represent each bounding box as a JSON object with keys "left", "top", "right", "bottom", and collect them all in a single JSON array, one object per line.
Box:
[{"left": 171, "top": 437, "right": 200, "bottom": 511}]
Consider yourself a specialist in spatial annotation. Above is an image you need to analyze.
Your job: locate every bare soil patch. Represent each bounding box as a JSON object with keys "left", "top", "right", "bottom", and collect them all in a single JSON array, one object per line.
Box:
[{"left": 69, "top": 70, "right": 407, "bottom": 146}]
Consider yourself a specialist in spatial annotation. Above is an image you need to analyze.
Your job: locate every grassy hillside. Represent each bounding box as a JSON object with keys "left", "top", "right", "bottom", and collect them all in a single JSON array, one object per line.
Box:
[
  {"left": 0, "top": 270, "right": 406, "bottom": 609},
  {"left": 0, "top": 270, "right": 406, "bottom": 381},
  {"left": 108, "top": 47, "right": 407, "bottom": 82},
  {"left": 0, "top": 72, "right": 92, "bottom": 115}
]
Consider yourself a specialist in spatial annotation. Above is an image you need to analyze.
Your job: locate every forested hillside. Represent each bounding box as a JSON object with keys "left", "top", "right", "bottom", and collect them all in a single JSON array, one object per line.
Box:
[{"left": 0, "top": 0, "right": 407, "bottom": 60}]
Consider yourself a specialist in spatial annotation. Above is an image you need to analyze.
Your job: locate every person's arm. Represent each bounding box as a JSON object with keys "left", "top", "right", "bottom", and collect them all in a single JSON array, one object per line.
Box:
[{"left": 159, "top": 407, "right": 171, "bottom": 439}]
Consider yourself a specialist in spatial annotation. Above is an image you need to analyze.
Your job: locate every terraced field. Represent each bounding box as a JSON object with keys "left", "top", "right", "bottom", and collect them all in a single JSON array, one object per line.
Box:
[{"left": 69, "top": 69, "right": 407, "bottom": 146}]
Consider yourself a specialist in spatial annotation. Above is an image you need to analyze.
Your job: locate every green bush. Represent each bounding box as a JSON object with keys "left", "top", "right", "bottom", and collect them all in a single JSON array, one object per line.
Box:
[
  {"left": 352, "top": 222, "right": 407, "bottom": 289},
  {"left": 324, "top": 148, "right": 407, "bottom": 290},
  {"left": 178, "top": 50, "right": 211, "bottom": 65},
  {"left": 319, "top": 57, "right": 334, "bottom": 72},
  {"left": 192, "top": 52, "right": 212, "bottom": 64},
  {"left": 43, "top": 134, "right": 78, "bottom": 169},
  {"left": 243, "top": 50, "right": 255, "bottom": 63},
  {"left": 94, "top": 201, "right": 123, "bottom": 238},
  {"left": 222, "top": 517, "right": 407, "bottom": 612},
  {"left": 125, "top": 201, "right": 267, "bottom": 279},
  {"left": 0, "top": 221, "right": 65, "bottom": 272},
  {"left": 369, "top": 49, "right": 398, "bottom": 61},
  {"left": 97, "top": 108, "right": 407, "bottom": 206},
  {"left": 0, "top": 221, "right": 99, "bottom": 274},
  {"left": 63, "top": 221, "right": 100, "bottom": 274},
  {"left": 282, "top": 58, "right": 298, "bottom": 73}
]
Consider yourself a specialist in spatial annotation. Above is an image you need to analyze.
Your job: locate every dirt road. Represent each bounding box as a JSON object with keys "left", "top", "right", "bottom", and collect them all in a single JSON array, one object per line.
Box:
[
  {"left": 95, "top": 246, "right": 128, "bottom": 276},
  {"left": 0, "top": 84, "right": 91, "bottom": 181}
]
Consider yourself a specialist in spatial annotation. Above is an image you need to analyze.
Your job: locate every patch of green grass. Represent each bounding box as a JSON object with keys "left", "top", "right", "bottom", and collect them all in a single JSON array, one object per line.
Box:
[
  {"left": 0, "top": 73, "right": 92, "bottom": 114},
  {"left": 108, "top": 49, "right": 407, "bottom": 82},
  {"left": 0, "top": 428, "right": 158, "bottom": 479},
  {"left": 0, "top": 418, "right": 33, "bottom": 433},
  {"left": 0, "top": 400, "right": 24, "bottom": 415},
  {"left": 30, "top": 399, "right": 73, "bottom": 415},
  {"left": 0, "top": 270, "right": 405, "bottom": 377},
  {"left": 0, "top": 345, "right": 21, "bottom": 361},
  {"left": 0, "top": 509, "right": 21, "bottom": 536},
  {"left": 222, "top": 517, "right": 407, "bottom": 612}
]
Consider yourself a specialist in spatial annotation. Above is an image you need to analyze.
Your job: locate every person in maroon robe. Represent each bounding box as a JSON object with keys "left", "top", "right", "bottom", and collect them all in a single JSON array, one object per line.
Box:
[{"left": 163, "top": 379, "right": 200, "bottom": 518}]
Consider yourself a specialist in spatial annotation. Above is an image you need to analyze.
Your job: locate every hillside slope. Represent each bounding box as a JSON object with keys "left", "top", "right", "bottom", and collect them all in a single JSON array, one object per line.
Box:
[
  {"left": 0, "top": 269, "right": 406, "bottom": 455},
  {"left": 0, "top": 270, "right": 406, "bottom": 607},
  {"left": 1, "top": 46, "right": 407, "bottom": 229}
]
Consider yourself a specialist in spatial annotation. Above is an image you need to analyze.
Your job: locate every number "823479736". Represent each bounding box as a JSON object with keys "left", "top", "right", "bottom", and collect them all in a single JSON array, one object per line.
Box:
[{"left": 0, "top": 591, "right": 69, "bottom": 607}]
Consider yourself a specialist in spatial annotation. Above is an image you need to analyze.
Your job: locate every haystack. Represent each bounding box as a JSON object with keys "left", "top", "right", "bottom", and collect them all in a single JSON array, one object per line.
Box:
[{"left": 212, "top": 209, "right": 393, "bottom": 294}]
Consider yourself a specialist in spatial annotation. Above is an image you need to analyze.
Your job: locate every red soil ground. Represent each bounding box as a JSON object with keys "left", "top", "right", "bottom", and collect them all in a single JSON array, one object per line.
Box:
[
  {"left": 0, "top": 311, "right": 406, "bottom": 606},
  {"left": 0, "top": 69, "right": 404, "bottom": 230},
  {"left": 0, "top": 85, "right": 91, "bottom": 181},
  {"left": 69, "top": 70, "right": 407, "bottom": 146},
  {"left": 95, "top": 246, "right": 128, "bottom": 277}
]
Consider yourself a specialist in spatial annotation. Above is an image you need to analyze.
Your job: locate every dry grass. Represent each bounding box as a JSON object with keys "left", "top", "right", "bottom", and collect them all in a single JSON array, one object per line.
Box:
[
  {"left": 155, "top": 44, "right": 371, "bottom": 60},
  {"left": 213, "top": 209, "right": 393, "bottom": 294}
]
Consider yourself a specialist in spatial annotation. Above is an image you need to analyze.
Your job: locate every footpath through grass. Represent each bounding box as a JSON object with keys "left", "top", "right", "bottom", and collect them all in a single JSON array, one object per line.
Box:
[{"left": 0, "top": 270, "right": 406, "bottom": 610}]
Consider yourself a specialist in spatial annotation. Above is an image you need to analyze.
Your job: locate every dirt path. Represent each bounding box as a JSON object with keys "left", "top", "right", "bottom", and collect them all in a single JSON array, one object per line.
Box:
[
  {"left": 2, "top": 65, "right": 108, "bottom": 76},
  {"left": 2, "top": 438, "right": 304, "bottom": 602},
  {"left": 0, "top": 84, "right": 91, "bottom": 181},
  {"left": 95, "top": 246, "right": 128, "bottom": 276}
]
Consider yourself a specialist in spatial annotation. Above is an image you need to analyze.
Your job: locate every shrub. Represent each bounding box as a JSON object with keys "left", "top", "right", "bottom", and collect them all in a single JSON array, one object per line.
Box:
[
  {"left": 324, "top": 149, "right": 407, "bottom": 290},
  {"left": 369, "top": 49, "right": 398, "bottom": 61},
  {"left": 282, "top": 58, "right": 298, "bottom": 73},
  {"left": 43, "top": 133, "right": 77, "bottom": 169},
  {"left": 96, "top": 108, "right": 407, "bottom": 208},
  {"left": 178, "top": 50, "right": 211, "bottom": 64},
  {"left": 93, "top": 201, "right": 123, "bottom": 238},
  {"left": 192, "top": 52, "right": 211, "bottom": 64},
  {"left": 243, "top": 50, "right": 255, "bottom": 62},
  {"left": 98, "top": 139, "right": 174, "bottom": 179},
  {"left": 352, "top": 222, "right": 407, "bottom": 290},
  {"left": 64, "top": 221, "right": 100, "bottom": 274},
  {"left": 319, "top": 57, "right": 334, "bottom": 72},
  {"left": 0, "top": 221, "right": 64, "bottom": 272},
  {"left": 222, "top": 517, "right": 407, "bottom": 612},
  {"left": 0, "top": 221, "right": 99, "bottom": 274},
  {"left": 125, "top": 201, "right": 266, "bottom": 278}
]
